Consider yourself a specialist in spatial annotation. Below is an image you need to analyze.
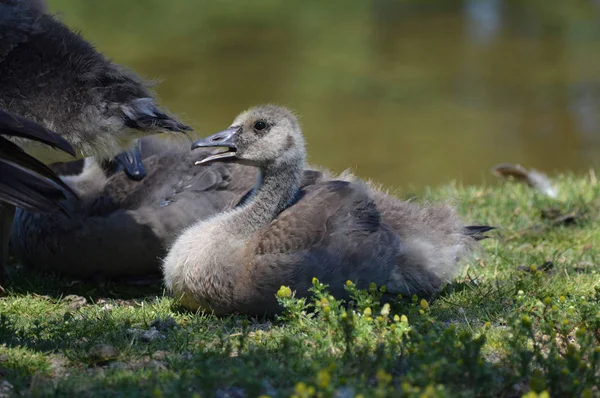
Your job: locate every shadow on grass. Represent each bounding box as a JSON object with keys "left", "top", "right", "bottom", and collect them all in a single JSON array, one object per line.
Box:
[{"left": 3, "top": 265, "right": 164, "bottom": 301}]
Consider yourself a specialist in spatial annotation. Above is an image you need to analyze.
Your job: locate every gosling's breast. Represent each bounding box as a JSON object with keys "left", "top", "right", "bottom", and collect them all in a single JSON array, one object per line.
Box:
[{"left": 163, "top": 220, "right": 246, "bottom": 312}]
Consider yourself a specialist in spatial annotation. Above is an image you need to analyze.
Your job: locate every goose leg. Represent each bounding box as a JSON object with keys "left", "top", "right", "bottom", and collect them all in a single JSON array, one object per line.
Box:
[{"left": 0, "top": 203, "right": 15, "bottom": 294}]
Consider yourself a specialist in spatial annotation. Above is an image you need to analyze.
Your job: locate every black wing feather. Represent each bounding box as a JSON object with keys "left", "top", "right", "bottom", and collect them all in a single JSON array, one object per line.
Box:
[
  {"left": 0, "top": 159, "right": 69, "bottom": 214},
  {"left": 0, "top": 109, "right": 75, "bottom": 156},
  {"left": 0, "top": 137, "right": 75, "bottom": 196},
  {"left": 0, "top": 108, "right": 76, "bottom": 214}
]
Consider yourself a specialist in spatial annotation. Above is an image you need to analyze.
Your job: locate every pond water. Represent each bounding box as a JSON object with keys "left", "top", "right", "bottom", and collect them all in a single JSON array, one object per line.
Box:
[{"left": 48, "top": 0, "right": 600, "bottom": 191}]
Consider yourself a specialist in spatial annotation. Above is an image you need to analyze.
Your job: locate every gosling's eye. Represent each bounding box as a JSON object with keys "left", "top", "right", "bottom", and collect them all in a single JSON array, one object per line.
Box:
[{"left": 253, "top": 121, "right": 267, "bottom": 131}]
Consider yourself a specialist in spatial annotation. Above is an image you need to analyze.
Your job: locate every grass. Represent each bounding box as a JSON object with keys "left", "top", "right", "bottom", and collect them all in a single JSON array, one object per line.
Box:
[{"left": 1, "top": 172, "right": 600, "bottom": 397}]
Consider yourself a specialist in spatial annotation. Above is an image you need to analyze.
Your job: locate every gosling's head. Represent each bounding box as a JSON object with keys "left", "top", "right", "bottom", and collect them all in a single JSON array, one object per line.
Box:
[{"left": 191, "top": 105, "right": 305, "bottom": 168}]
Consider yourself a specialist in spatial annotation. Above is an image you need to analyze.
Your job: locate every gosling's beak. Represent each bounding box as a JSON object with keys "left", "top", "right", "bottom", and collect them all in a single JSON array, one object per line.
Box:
[
  {"left": 191, "top": 126, "right": 239, "bottom": 165},
  {"left": 113, "top": 144, "right": 146, "bottom": 181}
]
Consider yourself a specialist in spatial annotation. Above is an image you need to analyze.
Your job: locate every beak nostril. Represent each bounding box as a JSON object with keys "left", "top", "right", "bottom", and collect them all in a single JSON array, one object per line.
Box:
[{"left": 212, "top": 136, "right": 223, "bottom": 142}]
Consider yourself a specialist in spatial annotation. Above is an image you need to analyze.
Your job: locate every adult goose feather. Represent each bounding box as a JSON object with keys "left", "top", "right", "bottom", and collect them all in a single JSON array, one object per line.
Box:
[{"left": 0, "top": 108, "right": 75, "bottom": 213}]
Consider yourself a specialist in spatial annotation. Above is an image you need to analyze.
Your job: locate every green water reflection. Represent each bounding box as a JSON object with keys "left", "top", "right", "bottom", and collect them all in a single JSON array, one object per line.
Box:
[{"left": 48, "top": 0, "right": 600, "bottom": 190}]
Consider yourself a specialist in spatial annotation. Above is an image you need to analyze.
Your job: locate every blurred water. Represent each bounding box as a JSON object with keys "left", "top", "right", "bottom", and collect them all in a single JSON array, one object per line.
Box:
[{"left": 48, "top": 0, "right": 600, "bottom": 190}]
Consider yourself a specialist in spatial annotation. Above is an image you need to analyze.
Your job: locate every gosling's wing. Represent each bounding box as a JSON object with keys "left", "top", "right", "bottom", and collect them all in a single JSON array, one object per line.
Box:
[
  {"left": 251, "top": 180, "right": 381, "bottom": 256},
  {"left": 243, "top": 180, "right": 394, "bottom": 299}
]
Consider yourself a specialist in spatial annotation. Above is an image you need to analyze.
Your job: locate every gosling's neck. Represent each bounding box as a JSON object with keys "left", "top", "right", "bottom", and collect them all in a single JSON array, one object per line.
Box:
[{"left": 227, "top": 155, "right": 305, "bottom": 236}]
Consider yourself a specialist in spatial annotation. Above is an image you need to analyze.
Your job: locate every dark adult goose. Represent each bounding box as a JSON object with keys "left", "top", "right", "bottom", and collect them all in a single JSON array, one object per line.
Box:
[
  {"left": 0, "top": 108, "right": 75, "bottom": 287},
  {"left": 162, "top": 105, "right": 492, "bottom": 316},
  {"left": 10, "top": 136, "right": 258, "bottom": 278},
  {"left": 0, "top": 0, "right": 191, "bottom": 286}
]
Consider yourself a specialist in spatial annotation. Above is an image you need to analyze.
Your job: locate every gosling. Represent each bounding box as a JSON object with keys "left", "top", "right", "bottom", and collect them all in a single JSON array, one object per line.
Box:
[{"left": 162, "top": 105, "right": 491, "bottom": 316}]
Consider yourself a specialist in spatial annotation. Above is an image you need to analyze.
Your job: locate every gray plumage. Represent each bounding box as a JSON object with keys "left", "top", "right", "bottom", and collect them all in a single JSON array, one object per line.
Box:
[
  {"left": 10, "top": 136, "right": 257, "bottom": 278},
  {"left": 163, "top": 105, "right": 490, "bottom": 316}
]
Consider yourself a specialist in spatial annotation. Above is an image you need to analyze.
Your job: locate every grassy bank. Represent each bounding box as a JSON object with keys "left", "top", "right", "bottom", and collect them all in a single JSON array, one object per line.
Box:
[{"left": 1, "top": 172, "right": 599, "bottom": 397}]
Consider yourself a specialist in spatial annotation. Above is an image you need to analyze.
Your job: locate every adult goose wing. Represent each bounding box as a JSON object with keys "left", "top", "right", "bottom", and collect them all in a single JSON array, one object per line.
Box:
[
  {"left": 0, "top": 109, "right": 76, "bottom": 213},
  {"left": 0, "top": 156, "right": 68, "bottom": 213},
  {"left": 0, "top": 108, "right": 75, "bottom": 155}
]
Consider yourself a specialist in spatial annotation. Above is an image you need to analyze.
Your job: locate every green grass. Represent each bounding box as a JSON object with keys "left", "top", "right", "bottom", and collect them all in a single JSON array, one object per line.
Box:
[{"left": 1, "top": 173, "right": 600, "bottom": 397}]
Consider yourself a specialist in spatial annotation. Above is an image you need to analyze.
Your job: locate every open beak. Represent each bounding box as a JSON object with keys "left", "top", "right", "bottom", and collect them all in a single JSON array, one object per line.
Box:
[
  {"left": 113, "top": 143, "right": 146, "bottom": 181},
  {"left": 191, "top": 126, "right": 239, "bottom": 165}
]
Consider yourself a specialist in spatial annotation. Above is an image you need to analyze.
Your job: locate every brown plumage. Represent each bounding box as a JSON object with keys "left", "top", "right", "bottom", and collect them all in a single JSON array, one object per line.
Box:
[{"left": 162, "top": 105, "right": 491, "bottom": 316}]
